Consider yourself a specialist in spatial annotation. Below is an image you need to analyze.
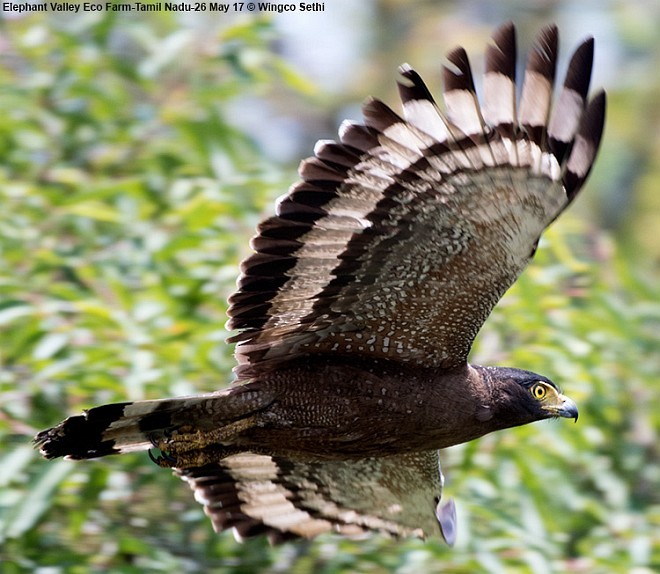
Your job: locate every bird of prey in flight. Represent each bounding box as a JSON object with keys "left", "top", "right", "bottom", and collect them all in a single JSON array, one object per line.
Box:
[{"left": 36, "top": 22, "right": 605, "bottom": 545}]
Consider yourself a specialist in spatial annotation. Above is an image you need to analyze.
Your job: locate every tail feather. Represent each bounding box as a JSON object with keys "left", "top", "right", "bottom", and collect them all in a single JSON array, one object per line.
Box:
[{"left": 35, "top": 395, "right": 222, "bottom": 460}]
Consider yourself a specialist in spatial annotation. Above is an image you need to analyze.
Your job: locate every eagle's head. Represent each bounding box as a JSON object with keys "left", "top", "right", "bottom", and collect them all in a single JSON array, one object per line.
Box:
[{"left": 476, "top": 366, "right": 579, "bottom": 429}]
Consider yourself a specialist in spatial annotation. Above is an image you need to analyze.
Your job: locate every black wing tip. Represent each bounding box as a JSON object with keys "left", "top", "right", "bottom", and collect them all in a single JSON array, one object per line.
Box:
[
  {"left": 338, "top": 119, "right": 380, "bottom": 152},
  {"left": 397, "top": 64, "right": 436, "bottom": 105},
  {"left": 586, "top": 90, "right": 607, "bottom": 135},
  {"left": 578, "top": 89, "right": 607, "bottom": 163},
  {"left": 563, "top": 36, "right": 595, "bottom": 95},
  {"left": 585, "top": 90, "right": 607, "bottom": 164},
  {"left": 563, "top": 90, "right": 607, "bottom": 199},
  {"left": 443, "top": 46, "right": 475, "bottom": 93},
  {"left": 538, "top": 23, "right": 559, "bottom": 48},
  {"left": 528, "top": 23, "right": 559, "bottom": 77},
  {"left": 362, "top": 97, "right": 402, "bottom": 132},
  {"left": 494, "top": 20, "right": 515, "bottom": 37},
  {"left": 486, "top": 21, "right": 517, "bottom": 78}
]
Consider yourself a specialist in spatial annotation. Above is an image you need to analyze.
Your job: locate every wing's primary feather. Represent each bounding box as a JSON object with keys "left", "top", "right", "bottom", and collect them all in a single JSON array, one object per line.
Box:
[
  {"left": 518, "top": 24, "right": 558, "bottom": 155},
  {"left": 483, "top": 21, "right": 517, "bottom": 141}
]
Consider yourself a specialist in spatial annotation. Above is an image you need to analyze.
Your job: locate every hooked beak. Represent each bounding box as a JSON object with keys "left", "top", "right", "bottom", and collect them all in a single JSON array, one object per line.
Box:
[{"left": 543, "top": 394, "right": 579, "bottom": 422}]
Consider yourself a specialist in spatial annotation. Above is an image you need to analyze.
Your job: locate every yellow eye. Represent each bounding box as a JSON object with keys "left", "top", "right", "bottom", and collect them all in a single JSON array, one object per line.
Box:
[{"left": 532, "top": 383, "right": 547, "bottom": 400}]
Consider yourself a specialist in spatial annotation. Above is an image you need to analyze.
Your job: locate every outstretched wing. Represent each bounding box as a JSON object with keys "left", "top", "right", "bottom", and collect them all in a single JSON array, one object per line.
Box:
[
  {"left": 178, "top": 450, "right": 448, "bottom": 543},
  {"left": 227, "top": 23, "right": 605, "bottom": 375}
]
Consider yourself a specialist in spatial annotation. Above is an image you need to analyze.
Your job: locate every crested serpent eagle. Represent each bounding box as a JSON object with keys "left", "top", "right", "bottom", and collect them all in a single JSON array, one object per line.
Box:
[{"left": 36, "top": 23, "right": 605, "bottom": 544}]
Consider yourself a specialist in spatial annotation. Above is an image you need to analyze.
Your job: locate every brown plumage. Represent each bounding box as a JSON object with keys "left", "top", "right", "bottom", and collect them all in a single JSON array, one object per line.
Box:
[{"left": 35, "top": 23, "right": 604, "bottom": 545}]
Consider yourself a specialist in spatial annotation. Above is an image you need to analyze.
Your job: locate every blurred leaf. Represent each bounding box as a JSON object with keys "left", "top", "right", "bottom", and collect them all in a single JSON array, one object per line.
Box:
[{"left": 2, "top": 461, "right": 71, "bottom": 540}]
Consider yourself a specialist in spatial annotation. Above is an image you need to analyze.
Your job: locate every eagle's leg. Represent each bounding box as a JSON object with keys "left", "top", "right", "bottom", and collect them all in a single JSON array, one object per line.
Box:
[
  {"left": 150, "top": 414, "right": 263, "bottom": 460},
  {"left": 148, "top": 383, "right": 279, "bottom": 458},
  {"left": 148, "top": 447, "right": 176, "bottom": 468},
  {"left": 150, "top": 442, "right": 246, "bottom": 469}
]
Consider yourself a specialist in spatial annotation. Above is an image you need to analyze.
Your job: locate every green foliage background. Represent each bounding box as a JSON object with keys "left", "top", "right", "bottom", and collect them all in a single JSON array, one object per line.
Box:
[{"left": 0, "top": 4, "right": 658, "bottom": 573}]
